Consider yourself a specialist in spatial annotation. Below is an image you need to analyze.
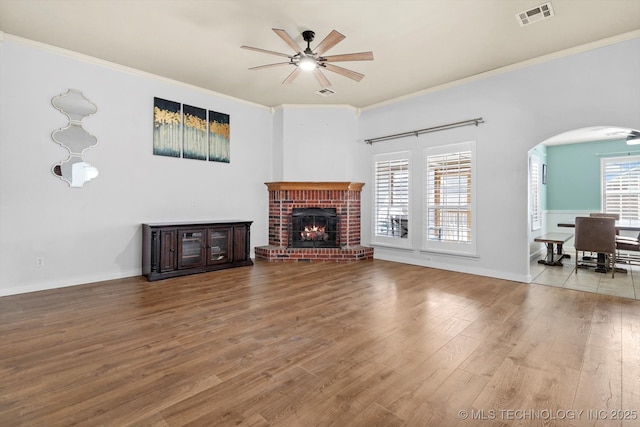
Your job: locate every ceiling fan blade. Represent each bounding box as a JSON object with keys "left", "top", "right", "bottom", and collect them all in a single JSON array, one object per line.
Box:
[
  {"left": 241, "top": 45, "right": 292, "bottom": 58},
  {"left": 313, "top": 68, "right": 332, "bottom": 87},
  {"left": 273, "top": 28, "right": 303, "bottom": 53},
  {"left": 322, "top": 51, "right": 374, "bottom": 62},
  {"left": 282, "top": 67, "right": 302, "bottom": 84},
  {"left": 323, "top": 63, "right": 365, "bottom": 82},
  {"left": 249, "top": 62, "right": 291, "bottom": 70},
  {"left": 314, "top": 30, "right": 345, "bottom": 56}
]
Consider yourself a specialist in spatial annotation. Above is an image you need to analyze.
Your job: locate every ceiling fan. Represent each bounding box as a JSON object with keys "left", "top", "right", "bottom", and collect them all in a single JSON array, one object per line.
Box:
[
  {"left": 626, "top": 130, "right": 640, "bottom": 145},
  {"left": 241, "top": 28, "right": 374, "bottom": 87}
]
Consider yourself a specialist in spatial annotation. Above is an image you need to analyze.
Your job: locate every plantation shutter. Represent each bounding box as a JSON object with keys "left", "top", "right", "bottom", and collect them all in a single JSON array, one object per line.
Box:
[
  {"left": 530, "top": 155, "right": 541, "bottom": 231},
  {"left": 425, "top": 146, "right": 473, "bottom": 247},
  {"left": 602, "top": 156, "right": 640, "bottom": 220},
  {"left": 374, "top": 155, "right": 409, "bottom": 239}
]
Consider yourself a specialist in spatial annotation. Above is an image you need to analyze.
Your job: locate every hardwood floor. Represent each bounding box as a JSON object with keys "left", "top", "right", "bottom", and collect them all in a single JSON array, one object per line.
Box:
[{"left": 1, "top": 260, "right": 639, "bottom": 426}]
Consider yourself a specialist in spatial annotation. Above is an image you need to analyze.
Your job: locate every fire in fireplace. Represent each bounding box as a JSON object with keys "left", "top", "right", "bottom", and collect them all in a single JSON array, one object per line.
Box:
[{"left": 290, "top": 207, "right": 339, "bottom": 248}]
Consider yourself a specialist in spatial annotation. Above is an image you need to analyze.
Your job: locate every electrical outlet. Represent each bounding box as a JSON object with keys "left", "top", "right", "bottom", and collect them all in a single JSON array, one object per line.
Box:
[{"left": 36, "top": 257, "right": 44, "bottom": 267}]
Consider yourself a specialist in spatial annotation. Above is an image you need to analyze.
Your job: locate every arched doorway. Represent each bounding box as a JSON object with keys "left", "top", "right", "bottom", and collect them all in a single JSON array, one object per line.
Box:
[{"left": 528, "top": 126, "right": 640, "bottom": 300}]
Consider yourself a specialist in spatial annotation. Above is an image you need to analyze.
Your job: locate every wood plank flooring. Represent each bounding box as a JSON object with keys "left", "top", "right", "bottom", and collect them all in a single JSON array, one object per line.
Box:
[{"left": 1, "top": 259, "right": 639, "bottom": 426}]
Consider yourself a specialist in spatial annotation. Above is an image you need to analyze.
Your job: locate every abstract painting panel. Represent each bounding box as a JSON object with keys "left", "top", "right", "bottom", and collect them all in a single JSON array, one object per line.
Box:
[
  {"left": 183, "top": 104, "right": 207, "bottom": 160},
  {"left": 153, "top": 97, "right": 181, "bottom": 158},
  {"left": 208, "top": 110, "right": 230, "bottom": 163}
]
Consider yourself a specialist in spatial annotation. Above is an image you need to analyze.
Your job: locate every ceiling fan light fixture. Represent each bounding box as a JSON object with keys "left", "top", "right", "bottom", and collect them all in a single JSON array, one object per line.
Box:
[
  {"left": 243, "top": 28, "right": 373, "bottom": 84},
  {"left": 298, "top": 56, "right": 317, "bottom": 71},
  {"left": 626, "top": 130, "right": 640, "bottom": 145}
]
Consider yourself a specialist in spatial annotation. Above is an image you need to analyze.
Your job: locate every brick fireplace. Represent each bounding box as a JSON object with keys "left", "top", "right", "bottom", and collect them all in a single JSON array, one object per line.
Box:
[{"left": 255, "top": 182, "right": 374, "bottom": 262}]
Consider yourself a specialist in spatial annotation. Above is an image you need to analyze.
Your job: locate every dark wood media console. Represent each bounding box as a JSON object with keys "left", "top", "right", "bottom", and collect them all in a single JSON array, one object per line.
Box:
[{"left": 142, "top": 220, "right": 253, "bottom": 281}]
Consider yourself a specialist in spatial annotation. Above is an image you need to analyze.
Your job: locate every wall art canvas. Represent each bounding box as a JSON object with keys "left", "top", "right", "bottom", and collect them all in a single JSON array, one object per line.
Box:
[
  {"left": 183, "top": 104, "right": 207, "bottom": 161},
  {"left": 208, "top": 110, "right": 230, "bottom": 163},
  {"left": 153, "top": 97, "right": 181, "bottom": 157}
]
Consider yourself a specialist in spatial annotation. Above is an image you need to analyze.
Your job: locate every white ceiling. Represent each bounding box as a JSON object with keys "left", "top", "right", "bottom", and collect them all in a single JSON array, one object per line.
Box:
[{"left": 0, "top": 0, "right": 639, "bottom": 109}]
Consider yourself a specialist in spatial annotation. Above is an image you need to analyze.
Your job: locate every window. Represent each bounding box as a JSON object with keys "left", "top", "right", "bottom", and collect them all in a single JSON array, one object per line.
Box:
[
  {"left": 424, "top": 141, "right": 476, "bottom": 255},
  {"left": 530, "top": 155, "right": 541, "bottom": 231},
  {"left": 602, "top": 156, "right": 640, "bottom": 220},
  {"left": 373, "top": 152, "right": 410, "bottom": 246}
]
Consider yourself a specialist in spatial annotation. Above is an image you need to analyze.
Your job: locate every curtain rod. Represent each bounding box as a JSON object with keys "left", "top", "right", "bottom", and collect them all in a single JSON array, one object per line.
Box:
[{"left": 365, "top": 117, "right": 484, "bottom": 144}]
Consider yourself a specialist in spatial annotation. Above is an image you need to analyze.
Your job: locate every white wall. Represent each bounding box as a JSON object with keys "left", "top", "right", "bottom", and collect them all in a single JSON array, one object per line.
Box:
[
  {"left": 0, "top": 37, "right": 273, "bottom": 295},
  {"left": 2, "top": 34, "right": 639, "bottom": 295},
  {"left": 271, "top": 108, "right": 285, "bottom": 181},
  {"left": 276, "top": 105, "right": 363, "bottom": 181},
  {"left": 359, "top": 36, "right": 640, "bottom": 282}
]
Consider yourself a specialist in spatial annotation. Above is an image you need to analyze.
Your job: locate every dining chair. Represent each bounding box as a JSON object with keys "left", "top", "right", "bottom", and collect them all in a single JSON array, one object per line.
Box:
[
  {"left": 575, "top": 213, "right": 613, "bottom": 261},
  {"left": 616, "top": 236, "right": 640, "bottom": 252},
  {"left": 574, "top": 216, "right": 617, "bottom": 278},
  {"left": 581, "top": 213, "right": 618, "bottom": 260},
  {"left": 589, "top": 213, "right": 640, "bottom": 265},
  {"left": 615, "top": 231, "right": 640, "bottom": 266}
]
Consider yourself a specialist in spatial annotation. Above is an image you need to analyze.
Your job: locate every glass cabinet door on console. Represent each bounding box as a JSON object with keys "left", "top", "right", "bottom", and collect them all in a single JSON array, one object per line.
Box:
[
  {"left": 207, "top": 227, "right": 233, "bottom": 264},
  {"left": 178, "top": 228, "right": 205, "bottom": 269}
]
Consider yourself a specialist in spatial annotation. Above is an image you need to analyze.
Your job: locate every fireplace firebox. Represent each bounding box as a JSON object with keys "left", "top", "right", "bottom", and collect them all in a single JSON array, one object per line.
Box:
[{"left": 290, "top": 207, "right": 339, "bottom": 248}]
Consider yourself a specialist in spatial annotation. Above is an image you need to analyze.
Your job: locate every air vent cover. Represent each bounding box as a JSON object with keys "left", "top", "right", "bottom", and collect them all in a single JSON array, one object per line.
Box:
[
  {"left": 316, "top": 88, "right": 336, "bottom": 96},
  {"left": 516, "top": 2, "right": 554, "bottom": 26}
]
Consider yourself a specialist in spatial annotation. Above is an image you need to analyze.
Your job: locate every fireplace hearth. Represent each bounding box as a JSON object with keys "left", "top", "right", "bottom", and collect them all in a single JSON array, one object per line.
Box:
[{"left": 255, "top": 182, "right": 374, "bottom": 262}]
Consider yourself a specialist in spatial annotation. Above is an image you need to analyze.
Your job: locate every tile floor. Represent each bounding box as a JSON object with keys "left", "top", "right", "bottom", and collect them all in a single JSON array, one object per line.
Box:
[{"left": 530, "top": 244, "right": 639, "bottom": 300}]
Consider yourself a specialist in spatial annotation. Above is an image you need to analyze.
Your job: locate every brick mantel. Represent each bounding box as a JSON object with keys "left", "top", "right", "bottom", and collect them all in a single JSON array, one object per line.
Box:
[{"left": 255, "top": 181, "right": 373, "bottom": 262}]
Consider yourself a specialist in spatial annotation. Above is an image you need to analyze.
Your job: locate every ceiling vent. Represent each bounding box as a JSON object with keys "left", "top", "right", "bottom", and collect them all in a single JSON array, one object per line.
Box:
[
  {"left": 315, "top": 88, "right": 336, "bottom": 96},
  {"left": 516, "top": 2, "right": 554, "bottom": 26}
]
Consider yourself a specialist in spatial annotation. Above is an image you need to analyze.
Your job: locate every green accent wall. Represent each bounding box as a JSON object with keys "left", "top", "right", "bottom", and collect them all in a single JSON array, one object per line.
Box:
[{"left": 546, "top": 139, "right": 630, "bottom": 210}]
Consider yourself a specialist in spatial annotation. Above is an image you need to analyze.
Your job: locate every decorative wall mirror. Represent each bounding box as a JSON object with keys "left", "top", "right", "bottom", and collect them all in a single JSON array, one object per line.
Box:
[
  {"left": 51, "top": 89, "right": 99, "bottom": 187},
  {"left": 52, "top": 157, "right": 99, "bottom": 187},
  {"left": 52, "top": 124, "right": 98, "bottom": 154},
  {"left": 52, "top": 89, "right": 97, "bottom": 122}
]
